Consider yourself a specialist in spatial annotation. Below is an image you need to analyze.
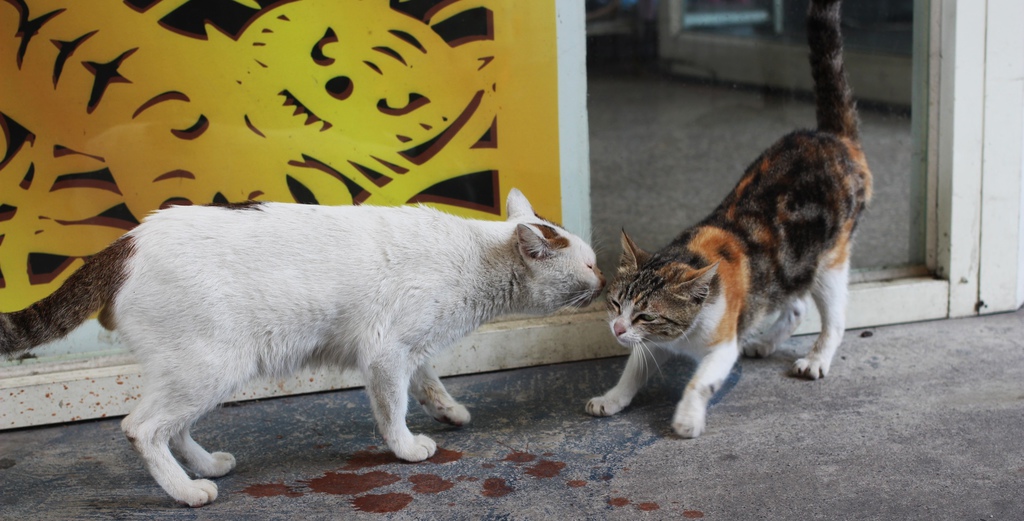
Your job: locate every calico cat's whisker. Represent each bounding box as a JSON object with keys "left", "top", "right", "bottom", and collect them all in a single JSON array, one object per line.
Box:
[{"left": 638, "top": 339, "right": 663, "bottom": 378}]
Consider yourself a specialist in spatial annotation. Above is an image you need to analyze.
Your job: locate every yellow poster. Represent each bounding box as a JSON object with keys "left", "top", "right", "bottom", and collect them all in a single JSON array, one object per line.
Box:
[{"left": 0, "top": 0, "right": 561, "bottom": 311}]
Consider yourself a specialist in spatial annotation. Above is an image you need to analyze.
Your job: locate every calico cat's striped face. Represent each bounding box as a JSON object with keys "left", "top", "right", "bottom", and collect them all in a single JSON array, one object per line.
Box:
[{"left": 606, "top": 232, "right": 719, "bottom": 348}]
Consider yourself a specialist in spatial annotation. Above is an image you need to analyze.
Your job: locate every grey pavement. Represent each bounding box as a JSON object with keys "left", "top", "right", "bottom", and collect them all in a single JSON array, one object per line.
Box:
[{"left": 2, "top": 307, "right": 1023, "bottom": 520}]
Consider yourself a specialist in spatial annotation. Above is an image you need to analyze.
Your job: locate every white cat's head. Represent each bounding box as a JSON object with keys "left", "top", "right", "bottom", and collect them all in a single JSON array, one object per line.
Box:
[{"left": 506, "top": 188, "right": 605, "bottom": 313}]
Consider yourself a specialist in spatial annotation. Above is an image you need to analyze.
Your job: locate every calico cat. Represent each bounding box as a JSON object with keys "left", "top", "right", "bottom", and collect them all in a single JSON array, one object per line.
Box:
[
  {"left": 0, "top": 189, "right": 605, "bottom": 507},
  {"left": 586, "top": 0, "right": 870, "bottom": 438}
]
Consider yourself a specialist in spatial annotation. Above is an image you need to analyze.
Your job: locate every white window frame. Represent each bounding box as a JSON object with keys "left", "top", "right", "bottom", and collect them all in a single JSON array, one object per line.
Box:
[{"left": 3, "top": 0, "right": 1023, "bottom": 429}]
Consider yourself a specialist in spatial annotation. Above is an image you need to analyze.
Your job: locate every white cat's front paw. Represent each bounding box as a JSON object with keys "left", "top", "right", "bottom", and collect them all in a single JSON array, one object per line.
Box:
[
  {"left": 586, "top": 395, "right": 627, "bottom": 417},
  {"left": 391, "top": 434, "right": 437, "bottom": 462},
  {"left": 671, "top": 409, "right": 706, "bottom": 439},
  {"left": 742, "top": 340, "right": 776, "bottom": 358},
  {"left": 791, "top": 356, "right": 830, "bottom": 380},
  {"left": 171, "top": 478, "right": 219, "bottom": 508}
]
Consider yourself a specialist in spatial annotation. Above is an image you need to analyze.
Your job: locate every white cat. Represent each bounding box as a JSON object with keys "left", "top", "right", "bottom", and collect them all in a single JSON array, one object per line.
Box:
[{"left": 0, "top": 189, "right": 604, "bottom": 507}]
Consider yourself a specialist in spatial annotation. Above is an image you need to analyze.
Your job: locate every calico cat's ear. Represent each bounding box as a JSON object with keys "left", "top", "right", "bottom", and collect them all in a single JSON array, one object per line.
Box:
[
  {"left": 670, "top": 263, "right": 719, "bottom": 304},
  {"left": 620, "top": 230, "right": 650, "bottom": 269},
  {"left": 506, "top": 188, "right": 534, "bottom": 221},
  {"left": 516, "top": 223, "right": 554, "bottom": 260}
]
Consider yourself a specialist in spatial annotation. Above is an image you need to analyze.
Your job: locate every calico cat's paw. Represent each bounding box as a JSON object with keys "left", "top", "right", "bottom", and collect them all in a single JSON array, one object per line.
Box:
[
  {"left": 391, "top": 434, "right": 437, "bottom": 462},
  {"left": 671, "top": 410, "right": 706, "bottom": 439},
  {"left": 585, "top": 395, "right": 627, "bottom": 417},
  {"left": 172, "top": 478, "right": 218, "bottom": 508},
  {"left": 791, "top": 356, "right": 830, "bottom": 379},
  {"left": 741, "top": 340, "right": 777, "bottom": 358}
]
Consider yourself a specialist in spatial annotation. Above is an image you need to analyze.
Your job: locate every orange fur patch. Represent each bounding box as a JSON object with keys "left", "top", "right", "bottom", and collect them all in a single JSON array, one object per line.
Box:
[
  {"left": 841, "top": 137, "right": 873, "bottom": 203},
  {"left": 533, "top": 224, "right": 570, "bottom": 249},
  {"left": 687, "top": 227, "right": 749, "bottom": 344},
  {"left": 825, "top": 220, "right": 854, "bottom": 269}
]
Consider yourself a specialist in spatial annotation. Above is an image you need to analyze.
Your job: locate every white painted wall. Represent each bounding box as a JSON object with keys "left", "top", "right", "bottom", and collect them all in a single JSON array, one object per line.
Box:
[
  {"left": 977, "top": 0, "right": 1024, "bottom": 313},
  {"left": 556, "top": 0, "right": 592, "bottom": 240}
]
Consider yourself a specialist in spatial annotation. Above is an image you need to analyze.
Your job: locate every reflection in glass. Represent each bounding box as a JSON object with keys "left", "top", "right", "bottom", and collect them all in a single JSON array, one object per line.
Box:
[{"left": 586, "top": 0, "right": 921, "bottom": 275}]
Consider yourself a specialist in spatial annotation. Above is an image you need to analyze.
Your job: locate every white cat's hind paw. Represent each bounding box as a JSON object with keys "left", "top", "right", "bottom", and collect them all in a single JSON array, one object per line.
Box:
[
  {"left": 438, "top": 403, "right": 471, "bottom": 426},
  {"left": 423, "top": 401, "right": 471, "bottom": 427},
  {"left": 171, "top": 478, "right": 219, "bottom": 508},
  {"left": 791, "top": 356, "right": 830, "bottom": 380},
  {"left": 205, "top": 452, "right": 236, "bottom": 478},
  {"left": 586, "top": 395, "right": 627, "bottom": 417},
  {"left": 392, "top": 434, "right": 437, "bottom": 462}
]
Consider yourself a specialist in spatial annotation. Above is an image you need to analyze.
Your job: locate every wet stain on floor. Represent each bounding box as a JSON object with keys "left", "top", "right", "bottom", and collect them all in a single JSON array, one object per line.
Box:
[
  {"left": 481, "top": 477, "right": 514, "bottom": 497},
  {"left": 409, "top": 473, "right": 454, "bottom": 494},
  {"left": 502, "top": 451, "right": 536, "bottom": 464},
  {"left": 524, "top": 460, "right": 566, "bottom": 478},
  {"left": 238, "top": 444, "right": 680, "bottom": 514},
  {"left": 303, "top": 470, "right": 401, "bottom": 495},
  {"left": 240, "top": 482, "right": 304, "bottom": 498},
  {"left": 351, "top": 492, "right": 413, "bottom": 513}
]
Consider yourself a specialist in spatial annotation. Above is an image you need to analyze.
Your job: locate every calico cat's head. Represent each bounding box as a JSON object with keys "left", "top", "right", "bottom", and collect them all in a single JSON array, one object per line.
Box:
[
  {"left": 606, "top": 232, "right": 720, "bottom": 347},
  {"left": 506, "top": 189, "right": 605, "bottom": 313}
]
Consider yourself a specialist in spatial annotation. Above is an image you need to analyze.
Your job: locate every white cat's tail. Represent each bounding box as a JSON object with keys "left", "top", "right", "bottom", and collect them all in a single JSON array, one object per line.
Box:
[{"left": 0, "top": 235, "right": 135, "bottom": 357}]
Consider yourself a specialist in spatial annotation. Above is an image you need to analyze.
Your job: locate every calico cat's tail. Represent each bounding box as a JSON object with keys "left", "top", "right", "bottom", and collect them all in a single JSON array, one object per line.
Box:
[
  {"left": 807, "top": 0, "right": 859, "bottom": 140},
  {"left": 0, "top": 235, "right": 134, "bottom": 358}
]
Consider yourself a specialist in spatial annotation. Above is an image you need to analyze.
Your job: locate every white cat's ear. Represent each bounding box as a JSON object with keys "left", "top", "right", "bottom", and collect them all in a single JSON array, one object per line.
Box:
[
  {"left": 620, "top": 230, "right": 650, "bottom": 269},
  {"left": 506, "top": 188, "right": 535, "bottom": 221},
  {"left": 516, "top": 223, "right": 553, "bottom": 260}
]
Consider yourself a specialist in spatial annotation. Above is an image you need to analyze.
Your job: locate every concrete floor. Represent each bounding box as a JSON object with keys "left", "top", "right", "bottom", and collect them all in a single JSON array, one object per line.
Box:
[{"left": 2, "top": 307, "right": 1023, "bottom": 519}]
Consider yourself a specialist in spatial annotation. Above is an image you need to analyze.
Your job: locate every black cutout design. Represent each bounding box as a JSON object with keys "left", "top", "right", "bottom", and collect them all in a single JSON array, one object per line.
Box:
[
  {"left": 372, "top": 46, "right": 406, "bottom": 65},
  {"left": 407, "top": 170, "right": 500, "bottom": 215},
  {"left": 55, "top": 203, "right": 140, "bottom": 231},
  {"left": 431, "top": 7, "right": 493, "bottom": 47},
  {"left": 171, "top": 114, "right": 209, "bottom": 139},
  {"left": 0, "top": 204, "right": 16, "bottom": 222},
  {"left": 377, "top": 93, "right": 429, "bottom": 115},
  {"left": 400, "top": 90, "right": 483, "bottom": 165},
  {"left": 0, "top": 112, "right": 36, "bottom": 171},
  {"left": 124, "top": 0, "right": 161, "bottom": 12},
  {"left": 51, "top": 31, "right": 97, "bottom": 87},
  {"left": 27, "top": 252, "right": 76, "bottom": 285},
  {"left": 19, "top": 163, "right": 34, "bottom": 189},
  {"left": 50, "top": 168, "right": 122, "bottom": 194},
  {"left": 325, "top": 76, "right": 353, "bottom": 101},
  {"left": 286, "top": 175, "right": 319, "bottom": 204},
  {"left": 288, "top": 155, "right": 368, "bottom": 204},
  {"left": 389, "top": 30, "right": 426, "bottom": 53},
  {"left": 389, "top": 0, "right": 458, "bottom": 23},
  {"left": 348, "top": 161, "right": 392, "bottom": 187},
  {"left": 6, "top": 0, "right": 64, "bottom": 69},
  {"left": 312, "top": 28, "right": 337, "bottom": 66},
  {"left": 158, "top": 0, "right": 298, "bottom": 40},
  {"left": 133, "top": 91, "right": 190, "bottom": 119},
  {"left": 82, "top": 48, "right": 138, "bottom": 114}
]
